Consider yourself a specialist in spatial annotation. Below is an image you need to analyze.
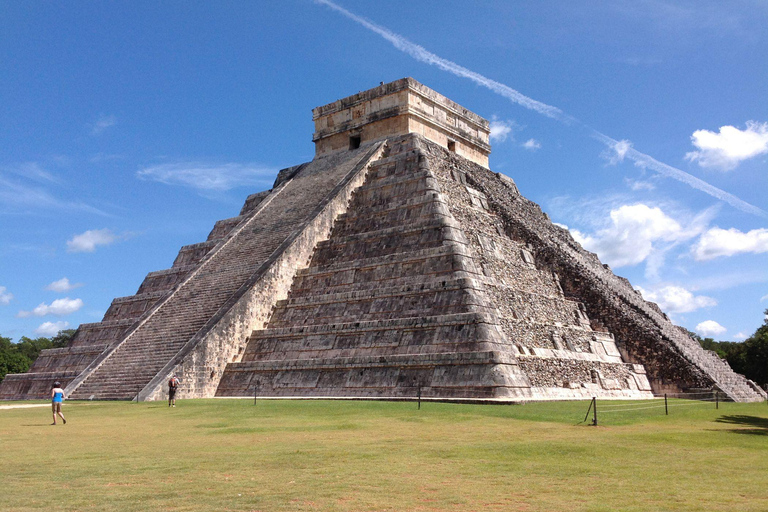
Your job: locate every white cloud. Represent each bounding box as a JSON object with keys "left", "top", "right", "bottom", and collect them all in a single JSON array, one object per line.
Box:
[
  {"left": 761, "top": 294, "right": 768, "bottom": 302},
  {"left": 522, "top": 139, "right": 541, "bottom": 151},
  {"left": 570, "top": 203, "right": 695, "bottom": 268},
  {"left": 624, "top": 178, "right": 655, "bottom": 191},
  {"left": 733, "top": 332, "right": 748, "bottom": 341},
  {"left": 603, "top": 139, "right": 632, "bottom": 165},
  {"left": 692, "top": 227, "right": 768, "bottom": 260},
  {"left": 0, "top": 172, "right": 109, "bottom": 217},
  {"left": 636, "top": 285, "right": 716, "bottom": 314},
  {"left": 0, "top": 286, "right": 13, "bottom": 305},
  {"left": 137, "top": 162, "right": 276, "bottom": 192},
  {"left": 34, "top": 321, "right": 70, "bottom": 337},
  {"left": 685, "top": 121, "right": 768, "bottom": 171},
  {"left": 66, "top": 229, "right": 117, "bottom": 253},
  {"left": 3, "top": 161, "right": 62, "bottom": 185},
  {"left": 18, "top": 297, "right": 84, "bottom": 318},
  {"left": 489, "top": 118, "right": 516, "bottom": 143},
  {"left": 45, "top": 277, "right": 83, "bottom": 293},
  {"left": 695, "top": 320, "right": 727, "bottom": 337},
  {"left": 90, "top": 114, "right": 117, "bottom": 135}
]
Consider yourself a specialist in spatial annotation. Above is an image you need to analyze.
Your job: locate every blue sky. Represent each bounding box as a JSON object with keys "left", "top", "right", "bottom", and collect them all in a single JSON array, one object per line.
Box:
[{"left": 1, "top": 1, "right": 766, "bottom": 342}]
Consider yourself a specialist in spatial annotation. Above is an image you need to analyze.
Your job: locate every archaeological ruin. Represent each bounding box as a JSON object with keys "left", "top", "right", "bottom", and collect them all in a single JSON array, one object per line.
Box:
[{"left": 1, "top": 78, "right": 765, "bottom": 403}]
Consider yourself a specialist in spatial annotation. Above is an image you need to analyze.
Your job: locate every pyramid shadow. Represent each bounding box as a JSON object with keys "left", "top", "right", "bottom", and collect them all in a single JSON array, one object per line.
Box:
[{"left": 714, "top": 415, "right": 768, "bottom": 436}]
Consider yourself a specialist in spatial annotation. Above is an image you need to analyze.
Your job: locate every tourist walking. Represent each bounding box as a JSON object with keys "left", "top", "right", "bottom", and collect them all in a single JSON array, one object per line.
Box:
[
  {"left": 51, "top": 382, "right": 66, "bottom": 425},
  {"left": 168, "top": 375, "right": 180, "bottom": 407}
]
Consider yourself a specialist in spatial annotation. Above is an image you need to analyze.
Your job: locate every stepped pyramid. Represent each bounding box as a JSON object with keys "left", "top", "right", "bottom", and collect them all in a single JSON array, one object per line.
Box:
[{"left": 2, "top": 78, "right": 765, "bottom": 402}]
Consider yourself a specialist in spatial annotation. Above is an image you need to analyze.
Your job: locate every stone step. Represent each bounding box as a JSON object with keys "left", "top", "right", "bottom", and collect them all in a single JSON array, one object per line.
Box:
[
  {"left": 241, "top": 312, "right": 498, "bottom": 362},
  {"left": 289, "top": 249, "right": 475, "bottom": 298},
  {"left": 331, "top": 197, "right": 450, "bottom": 238},
  {"left": 335, "top": 189, "right": 437, "bottom": 218},
  {"left": 251, "top": 312, "right": 492, "bottom": 340},
  {"left": 310, "top": 220, "right": 463, "bottom": 266},
  {"left": 296, "top": 244, "right": 461, "bottom": 278},
  {"left": 269, "top": 289, "right": 484, "bottom": 329},
  {"left": 102, "top": 291, "right": 167, "bottom": 322},
  {"left": 68, "top": 318, "right": 136, "bottom": 348},
  {"left": 207, "top": 215, "right": 247, "bottom": 241},
  {"left": 136, "top": 265, "right": 197, "bottom": 295},
  {"left": 172, "top": 240, "right": 219, "bottom": 267},
  {"left": 277, "top": 277, "right": 480, "bottom": 308},
  {"left": 348, "top": 172, "right": 439, "bottom": 208}
]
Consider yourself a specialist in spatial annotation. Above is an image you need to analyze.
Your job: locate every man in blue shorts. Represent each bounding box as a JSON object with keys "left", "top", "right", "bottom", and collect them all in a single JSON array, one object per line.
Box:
[{"left": 51, "top": 381, "right": 66, "bottom": 425}]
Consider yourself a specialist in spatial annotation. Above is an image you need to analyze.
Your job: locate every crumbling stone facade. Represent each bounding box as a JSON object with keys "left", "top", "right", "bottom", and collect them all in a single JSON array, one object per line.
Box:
[{"left": 2, "top": 78, "right": 764, "bottom": 402}]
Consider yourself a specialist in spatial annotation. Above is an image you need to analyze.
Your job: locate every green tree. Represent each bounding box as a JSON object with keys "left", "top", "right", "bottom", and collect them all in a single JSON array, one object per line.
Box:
[
  {"left": 0, "top": 329, "right": 74, "bottom": 383},
  {"left": 738, "top": 310, "right": 768, "bottom": 386},
  {"left": 692, "top": 310, "right": 768, "bottom": 386},
  {"left": 0, "top": 335, "right": 33, "bottom": 382}
]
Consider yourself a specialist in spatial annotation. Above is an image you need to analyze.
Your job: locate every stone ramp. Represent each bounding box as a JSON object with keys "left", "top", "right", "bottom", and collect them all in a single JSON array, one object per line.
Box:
[{"left": 66, "top": 144, "right": 385, "bottom": 400}]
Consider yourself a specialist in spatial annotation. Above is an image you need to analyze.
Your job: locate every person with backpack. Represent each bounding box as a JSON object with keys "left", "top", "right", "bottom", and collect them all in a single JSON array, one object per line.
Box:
[
  {"left": 51, "top": 382, "right": 66, "bottom": 425},
  {"left": 168, "top": 375, "right": 180, "bottom": 407}
]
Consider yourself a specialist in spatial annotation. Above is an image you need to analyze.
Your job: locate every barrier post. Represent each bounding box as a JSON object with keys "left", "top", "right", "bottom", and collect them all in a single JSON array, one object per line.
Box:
[
  {"left": 592, "top": 397, "right": 598, "bottom": 426},
  {"left": 715, "top": 391, "right": 719, "bottom": 409},
  {"left": 583, "top": 398, "right": 594, "bottom": 425},
  {"left": 664, "top": 393, "right": 668, "bottom": 416},
  {"left": 417, "top": 384, "right": 422, "bottom": 410}
]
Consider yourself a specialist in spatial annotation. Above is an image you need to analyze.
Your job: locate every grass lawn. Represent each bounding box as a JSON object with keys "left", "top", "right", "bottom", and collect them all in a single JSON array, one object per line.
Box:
[{"left": 1, "top": 398, "right": 767, "bottom": 511}]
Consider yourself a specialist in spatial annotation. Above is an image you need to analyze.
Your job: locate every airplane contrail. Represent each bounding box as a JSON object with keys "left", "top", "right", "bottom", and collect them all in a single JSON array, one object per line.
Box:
[
  {"left": 591, "top": 132, "right": 767, "bottom": 218},
  {"left": 313, "top": 0, "right": 572, "bottom": 123},
  {"left": 314, "top": 0, "right": 767, "bottom": 219}
]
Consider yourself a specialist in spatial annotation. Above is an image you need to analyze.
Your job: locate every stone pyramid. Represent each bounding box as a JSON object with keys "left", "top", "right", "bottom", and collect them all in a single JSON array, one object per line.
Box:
[{"left": 2, "top": 78, "right": 764, "bottom": 402}]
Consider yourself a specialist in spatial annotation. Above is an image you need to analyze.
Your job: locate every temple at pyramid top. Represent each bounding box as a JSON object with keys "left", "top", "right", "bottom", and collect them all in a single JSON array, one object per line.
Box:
[{"left": 313, "top": 77, "right": 492, "bottom": 167}]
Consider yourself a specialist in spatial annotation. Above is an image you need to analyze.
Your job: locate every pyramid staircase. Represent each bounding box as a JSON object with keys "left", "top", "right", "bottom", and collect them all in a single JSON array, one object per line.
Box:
[
  {"left": 0, "top": 202, "right": 262, "bottom": 400},
  {"left": 62, "top": 145, "right": 385, "bottom": 400}
]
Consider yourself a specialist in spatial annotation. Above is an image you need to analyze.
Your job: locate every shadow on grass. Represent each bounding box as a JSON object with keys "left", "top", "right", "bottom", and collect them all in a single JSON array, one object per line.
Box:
[{"left": 714, "top": 415, "right": 768, "bottom": 436}]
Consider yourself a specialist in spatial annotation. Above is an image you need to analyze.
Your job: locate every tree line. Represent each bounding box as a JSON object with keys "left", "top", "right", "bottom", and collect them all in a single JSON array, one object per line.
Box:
[
  {"left": 690, "top": 309, "right": 768, "bottom": 387},
  {"left": 0, "top": 330, "right": 75, "bottom": 383}
]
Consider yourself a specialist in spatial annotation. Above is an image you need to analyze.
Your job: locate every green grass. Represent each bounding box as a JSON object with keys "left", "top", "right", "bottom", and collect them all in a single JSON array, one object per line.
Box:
[{"left": 1, "top": 398, "right": 767, "bottom": 511}]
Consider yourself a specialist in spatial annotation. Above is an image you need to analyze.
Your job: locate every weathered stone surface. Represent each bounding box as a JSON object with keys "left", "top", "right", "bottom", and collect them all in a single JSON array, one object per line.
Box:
[{"left": 2, "top": 78, "right": 763, "bottom": 403}]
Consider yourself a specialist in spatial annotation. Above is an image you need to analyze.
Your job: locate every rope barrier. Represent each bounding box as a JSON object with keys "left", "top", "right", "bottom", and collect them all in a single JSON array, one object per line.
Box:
[
  {"left": 599, "top": 404, "right": 667, "bottom": 413},
  {"left": 599, "top": 400, "right": 665, "bottom": 409},
  {"left": 655, "top": 392, "right": 715, "bottom": 398},
  {"left": 581, "top": 391, "right": 725, "bottom": 425}
]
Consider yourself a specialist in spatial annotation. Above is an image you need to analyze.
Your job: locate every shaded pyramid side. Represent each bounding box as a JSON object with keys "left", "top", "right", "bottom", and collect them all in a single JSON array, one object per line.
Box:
[
  {"left": 62, "top": 144, "right": 385, "bottom": 400},
  {"left": 217, "top": 134, "right": 652, "bottom": 401},
  {"left": 430, "top": 141, "right": 766, "bottom": 402},
  {"left": 0, "top": 193, "right": 271, "bottom": 400},
  {"left": 423, "top": 140, "right": 653, "bottom": 400}
]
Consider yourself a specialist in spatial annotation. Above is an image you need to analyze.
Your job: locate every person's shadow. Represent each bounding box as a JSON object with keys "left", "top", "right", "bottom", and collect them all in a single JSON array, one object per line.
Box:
[{"left": 715, "top": 415, "right": 768, "bottom": 436}]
